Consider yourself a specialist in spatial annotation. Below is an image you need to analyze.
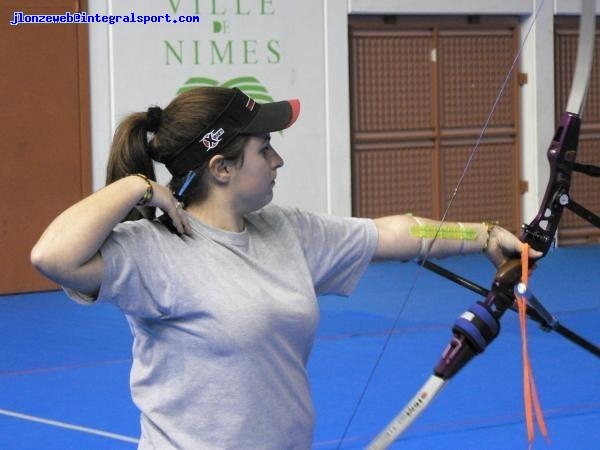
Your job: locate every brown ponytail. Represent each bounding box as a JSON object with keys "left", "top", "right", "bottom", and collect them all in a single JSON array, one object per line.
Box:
[
  {"left": 105, "top": 112, "right": 157, "bottom": 221},
  {"left": 106, "top": 112, "right": 156, "bottom": 183}
]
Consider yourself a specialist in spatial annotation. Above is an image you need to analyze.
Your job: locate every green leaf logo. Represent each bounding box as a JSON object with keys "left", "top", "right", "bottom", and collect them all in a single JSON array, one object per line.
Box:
[{"left": 177, "top": 76, "right": 274, "bottom": 103}]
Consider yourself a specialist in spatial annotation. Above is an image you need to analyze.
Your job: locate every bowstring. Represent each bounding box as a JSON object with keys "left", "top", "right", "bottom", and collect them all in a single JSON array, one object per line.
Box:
[{"left": 335, "top": 1, "right": 546, "bottom": 447}]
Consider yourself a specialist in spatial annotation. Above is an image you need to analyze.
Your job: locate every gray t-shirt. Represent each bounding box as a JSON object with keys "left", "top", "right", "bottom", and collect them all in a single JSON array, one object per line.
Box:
[{"left": 68, "top": 204, "right": 378, "bottom": 449}]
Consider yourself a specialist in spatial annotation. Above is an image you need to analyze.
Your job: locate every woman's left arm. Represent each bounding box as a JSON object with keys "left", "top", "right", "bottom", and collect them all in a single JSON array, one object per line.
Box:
[{"left": 373, "top": 215, "right": 541, "bottom": 267}]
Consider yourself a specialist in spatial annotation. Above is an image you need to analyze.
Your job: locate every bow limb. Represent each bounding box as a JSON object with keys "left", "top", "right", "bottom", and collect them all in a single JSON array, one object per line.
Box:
[{"left": 367, "top": 1, "right": 596, "bottom": 448}]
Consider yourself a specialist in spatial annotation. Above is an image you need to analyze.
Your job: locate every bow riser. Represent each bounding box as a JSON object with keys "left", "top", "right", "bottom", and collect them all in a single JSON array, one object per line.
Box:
[
  {"left": 434, "top": 105, "right": 588, "bottom": 382},
  {"left": 522, "top": 112, "right": 582, "bottom": 255}
]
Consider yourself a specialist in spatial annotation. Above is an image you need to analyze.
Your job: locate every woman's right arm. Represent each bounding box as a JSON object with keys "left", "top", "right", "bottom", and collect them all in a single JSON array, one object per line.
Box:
[{"left": 31, "top": 175, "right": 189, "bottom": 296}]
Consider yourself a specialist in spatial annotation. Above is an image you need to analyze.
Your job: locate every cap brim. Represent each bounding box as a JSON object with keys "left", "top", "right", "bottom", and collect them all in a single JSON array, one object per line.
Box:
[{"left": 242, "top": 99, "right": 300, "bottom": 135}]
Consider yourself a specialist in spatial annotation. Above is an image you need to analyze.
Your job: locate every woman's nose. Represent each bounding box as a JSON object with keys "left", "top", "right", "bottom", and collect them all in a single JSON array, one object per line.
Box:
[{"left": 270, "top": 148, "right": 284, "bottom": 168}]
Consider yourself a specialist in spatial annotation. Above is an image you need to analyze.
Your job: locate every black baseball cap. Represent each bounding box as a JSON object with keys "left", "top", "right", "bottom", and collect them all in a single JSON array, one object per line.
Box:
[{"left": 165, "top": 88, "right": 300, "bottom": 178}]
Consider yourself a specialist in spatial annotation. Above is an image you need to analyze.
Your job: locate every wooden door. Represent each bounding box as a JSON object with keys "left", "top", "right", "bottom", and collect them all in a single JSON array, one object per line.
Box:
[
  {"left": 349, "top": 16, "right": 521, "bottom": 232},
  {"left": 0, "top": 0, "right": 91, "bottom": 294}
]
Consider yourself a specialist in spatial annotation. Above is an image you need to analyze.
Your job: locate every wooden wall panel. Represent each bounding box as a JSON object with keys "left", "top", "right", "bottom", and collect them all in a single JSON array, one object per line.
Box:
[{"left": 0, "top": 1, "right": 91, "bottom": 294}]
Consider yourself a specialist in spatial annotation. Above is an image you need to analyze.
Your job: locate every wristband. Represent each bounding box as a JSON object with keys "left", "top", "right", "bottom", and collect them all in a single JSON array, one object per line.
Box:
[
  {"left": 133, "top": 173, "right": 153, "bottom": 206},
  {"left": 482, "top": 221, "right": 498, "bottom": 252}
]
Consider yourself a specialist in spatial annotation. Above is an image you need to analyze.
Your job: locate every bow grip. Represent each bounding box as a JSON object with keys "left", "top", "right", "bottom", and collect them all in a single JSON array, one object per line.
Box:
[{"left": 521, "top": 112, "right": 581, "bottom": 255}]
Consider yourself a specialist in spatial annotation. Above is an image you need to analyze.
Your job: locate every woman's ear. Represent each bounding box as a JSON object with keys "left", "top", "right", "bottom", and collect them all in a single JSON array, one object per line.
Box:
[{"left": 207, "top": 155, "right": 231, "bottom": 184}]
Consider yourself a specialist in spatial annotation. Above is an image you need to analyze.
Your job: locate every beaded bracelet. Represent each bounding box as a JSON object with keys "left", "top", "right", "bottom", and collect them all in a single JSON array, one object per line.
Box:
[
  {"left": 482, "top": 221, "right": 498, "bottom": 252},
  {"left": 133, "top": 173, "right": 153, "bottom": 206}
]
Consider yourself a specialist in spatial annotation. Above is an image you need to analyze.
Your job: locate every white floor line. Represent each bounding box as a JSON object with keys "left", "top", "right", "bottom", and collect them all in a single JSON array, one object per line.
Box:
[{"left": 0, "top": 408, "right": 139, "bottom": 444}]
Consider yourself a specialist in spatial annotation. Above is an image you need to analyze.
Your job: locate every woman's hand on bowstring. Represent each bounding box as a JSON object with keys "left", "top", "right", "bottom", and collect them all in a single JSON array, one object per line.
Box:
[{"left": 146, "top": 181, "right": 192, "bottom": 236}]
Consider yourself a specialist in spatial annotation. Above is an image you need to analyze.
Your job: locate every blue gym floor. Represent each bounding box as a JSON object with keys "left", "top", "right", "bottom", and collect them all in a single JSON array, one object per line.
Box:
[{"left": 1, "top": 245, "right": 598, "bottom": 449}]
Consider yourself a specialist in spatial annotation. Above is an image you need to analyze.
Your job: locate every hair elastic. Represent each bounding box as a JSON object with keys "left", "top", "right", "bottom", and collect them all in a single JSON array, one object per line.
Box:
[{"left": 147, "top": 106, "right": 163, "bottom": 132}]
